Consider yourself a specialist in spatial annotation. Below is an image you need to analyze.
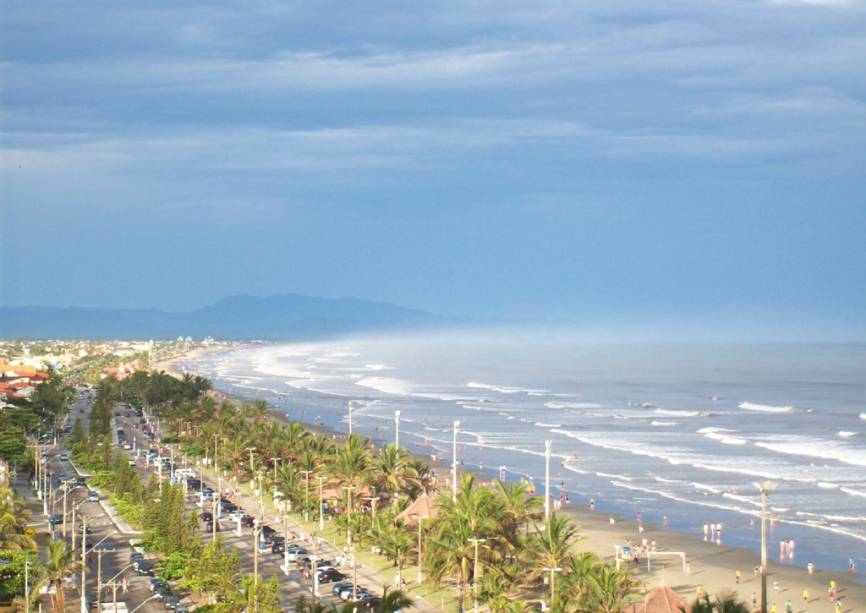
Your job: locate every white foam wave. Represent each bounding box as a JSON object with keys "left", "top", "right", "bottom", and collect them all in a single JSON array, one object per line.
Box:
[
  {"left": 841, "top": 487, "right": 866, "bottom": 499},
  {"left": 534, "top": 422, "right": 562, "bottom": 428},
  {"left": 739, "top": 401, "right": 793, "bottom": 413},
  {"left": 651, "top": 420, "right": 678, "bottom": 427},
  {"left": 597, "top": 472, "right": 632, "bottom": 481},
  {"left": 364, "top": 363, "right": 394, "bottom": 371},
  {"left": 838, "top": 431, "right": 858, "bottom": 438},
  {"left": 544, "top": 401, "right": 604, "bottom": 410},
  {"left": 755, "top": 436, "right": 866, "bottom": 468},
  {"left": 467, "top": 381, "right": 548, "bottom": 395},
  {"left": 355, "top": 376, "right": 412, "bottom": 396},
  {"left": 698, "top": 427, "right": 748, "bottom": 446},
  {"left": 655, "top": 409, "right": 700, "bottom": 417},
  {"left": 861, "top": 413, "right": 866, "bottom": 421},
  {"left": 652, "top": 475, "right": 685, "bottom": 484},
  {"left": 692, "top": 482, "right": 723, "bottom": 494}
]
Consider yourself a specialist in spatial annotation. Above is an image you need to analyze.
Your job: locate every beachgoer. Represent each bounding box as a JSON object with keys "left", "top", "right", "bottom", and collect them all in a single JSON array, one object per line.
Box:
[
  {"left": 662, "top": 515, "right": 668, "bottom": 527},
  {"left": 807, "top": 561, "right": 815, "bottom": 575},
  {"left": 770, "top": 602, "right": 776, "bottom": 613},
  {"left": 735, "top": 570, "right": 740, "bottom": 584},
  {"left": 773, "top": 580, "right": 780, "bottom": 593},
  {"left": 850, "top": 558, "right": 857, "bottom": 574},
  {"left": 589, "top": 497, "right": 595, "bottom": 511},
  {"left": 784, "top": 599, "right": 792, "bottom": 613},
  {"left": 834, "top": 601, "right": 842, "bottom": 613},
  {"left": 802, "top": 589, "right": 809, "bottom": 604}
]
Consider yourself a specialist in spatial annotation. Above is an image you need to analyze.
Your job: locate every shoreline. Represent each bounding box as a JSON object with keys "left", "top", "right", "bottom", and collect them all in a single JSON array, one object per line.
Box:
[{"left": 162, "top": 349, "right": 866, "bottom": 611}]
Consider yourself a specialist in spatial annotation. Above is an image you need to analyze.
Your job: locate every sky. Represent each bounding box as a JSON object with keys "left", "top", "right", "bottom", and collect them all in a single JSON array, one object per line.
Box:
[{"left": 1, "top": 1, "right": 865, "bottom": 337}]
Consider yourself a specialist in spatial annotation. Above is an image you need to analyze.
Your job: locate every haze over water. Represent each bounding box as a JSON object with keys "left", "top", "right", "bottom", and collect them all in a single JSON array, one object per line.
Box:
[{"left": 180, "top": 333, "right": 866, "bottom": 575}]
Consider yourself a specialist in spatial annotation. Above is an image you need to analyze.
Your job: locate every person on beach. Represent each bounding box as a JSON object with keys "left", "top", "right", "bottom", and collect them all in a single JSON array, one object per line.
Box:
[
  {"left": 807, "top": 561, "right": 815, "bottom": 575},
  {"left": 784, "top": 600, "right": 792, "bottom": 613},
  {"left": 769, "top": 602, "right": 776, "bottom": 613},
  {"left": 802, "top": 588, "right": 809, "bottom": 604},
  {"left": 850, "top": 558, "right": 856, "bottom": 574},
  {"left": 735, "top": 570, "right": 741, "bottom": 584},
  {"left": 828, "top": 580, "right": 836, "bottom": 601},
  {"left": 589, "top": 497, "right": 595, "bottom": 511},
  {"left": 751, "top": 592, "right": 757, "bottom": 610}
]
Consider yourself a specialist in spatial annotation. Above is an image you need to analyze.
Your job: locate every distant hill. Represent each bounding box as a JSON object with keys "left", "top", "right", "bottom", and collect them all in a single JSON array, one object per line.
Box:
[{"left": 0, "top": 294, "right": 459, "bottom": 339}]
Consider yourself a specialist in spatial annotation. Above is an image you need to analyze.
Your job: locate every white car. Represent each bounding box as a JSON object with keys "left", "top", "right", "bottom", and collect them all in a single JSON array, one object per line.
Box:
[
  {"left": 122, "top": 443, "right": 133, "bottom": 450},
  {"left": 228, "top": 510, "right": 245, "bottom": 523}
]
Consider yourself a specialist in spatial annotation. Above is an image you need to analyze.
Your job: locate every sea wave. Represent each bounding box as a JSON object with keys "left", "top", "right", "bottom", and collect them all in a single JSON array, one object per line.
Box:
[
  {"left": 739, "top": 401, "right": 793, "bottom": 413},
  {"left": 355, "top": 376, "right": 413, "bottom": 396},
  {"left": 838, "top": 431, "right": 858, "bottom": 438},
  {"left": 754, "top": 436, "right": 866, "bottom": 468},
  {"left": 467, "top": 381, "right": 549, "bottom": 395},
  {"left": 544, "top": 401, "right": 604, "bottom": 410},
  {"left": 698, "top": 427, "right": 747, "bottom": 446},
  {"left": 650, "top": 420, "right": 678, "bottom": 427},
  {"left": 655, "top": 409, "right": 700, "bottom": 417}
]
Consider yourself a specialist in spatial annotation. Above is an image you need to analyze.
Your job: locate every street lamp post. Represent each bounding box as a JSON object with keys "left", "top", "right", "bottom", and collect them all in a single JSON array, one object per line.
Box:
[
  {"left": 754, "top": 481, "right": 777, "bottom": 613},
  {"left": 79, "top": 517, "right": 87, "bottom": 613},
  {"left": 394, "top": 410, "right": 401, "bottom": 449},
  {"left": 343, "top": 484, "right": 356, "bottom": 546},
  {"left": 317, "top": 476, "right": 327, "bottom": 531},
  {"left": 348, "top": 401, "right": 353, "bottom": 436},
  {"left": 468, "top": 537, "right": 487, "bottom": 613},
  {"left": 416, "top": 516, "right": 424, "bottom": 584},
  {"left": 452, "top": 420, "right": 460, "bottom": 502},
  {"left": 544, "top": 440, "right": 551, "bottom": 520},
  {"left": 543, "top": 565, "right": 563, "bottom": 611},
  {"left": 302, "top": 470, "right": 313, "bottom": 522}
]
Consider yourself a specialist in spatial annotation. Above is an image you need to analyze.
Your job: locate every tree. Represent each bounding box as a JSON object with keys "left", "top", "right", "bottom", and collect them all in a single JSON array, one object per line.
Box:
[
  {"left": 45, "top": 540, "right": 78, "bottom": 612},
  {"left": 529, "top": 515, "right": 581, "bottom": 610},
  {"left": 377, "top": 587, "right": 414, "bottom": 612}
]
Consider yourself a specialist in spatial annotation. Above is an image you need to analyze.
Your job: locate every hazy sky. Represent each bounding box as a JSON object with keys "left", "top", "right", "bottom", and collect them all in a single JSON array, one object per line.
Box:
[{"left": 1, "top": 1, "right": 865, "bottom": 333}]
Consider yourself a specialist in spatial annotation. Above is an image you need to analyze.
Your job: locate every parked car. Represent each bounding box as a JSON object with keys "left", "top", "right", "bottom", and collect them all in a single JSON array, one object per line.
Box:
[
  {"left": 162, "top": 594, "right": 180, "bottom": 609},
  {"left": 59, "top": 453, "right": 70, "bottom": 461},
  {"left": 130, "top": 553, "right": 144, "bottom": 565},
  {"left": 219, "top": 500, "right": 237, "bottom": 512},
  {"left": 240, "top": 515, "right": 255, "bottom": 527},
  {"left": 286, "top": 546, "right": 309, "bottom": 562},
  {"left": 228, "top": 510, "right": 245, "bottom": 523},
  {"left": 148, "top": 578, "right": 165, "bottom": 592},
  {"left": 318, "top": 569, "right": 346, "bottom": 584},
  {"left": 49, "top": 514, "right": 63, "bottom": 526},
  {"left": 331, "top": 582, "right": 353, "bottom": 597},
  {"left": 200, "top": 511, "right": 213, "bottom": 522},
  {"left": 87, "top": 491, "right": 100, "bottom": 502},
  {"left": 134, "top": 560, "right": 155, "bottom": 575},
  {"left": 340, "top": 586, "right": 370, "bottom": 601},
  {"left": 203, "top": 520, "right": 220, "bottom": 533},
  {"left": 271, "top": 540, "right": 285, "bottom": 555}
]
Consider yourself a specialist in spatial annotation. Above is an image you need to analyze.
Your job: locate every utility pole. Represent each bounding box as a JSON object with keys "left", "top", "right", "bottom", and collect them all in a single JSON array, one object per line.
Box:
[
  {"left": 343, "top": 485, "right": 356, "bottom": 546},
  {"left": 544, "top": 440, "right": 551, "bottom": 520},
  {"left": 253, "top": 523, "right": 262, "bottom": 613},
  {"left": 80, "top": 518, "right": 87, "bottom": 613},
  {"left": 469, "top": 537, "right": 486, "bottom": 613},
  {"left": 352, "top": 544, "right": 358, "bottom": 601},
  {"left": 348, "top": 401, "right": 353, "bottom": 435},
  {"left": 246, "top": 447, "right": 257, "bottom": 473},
  {"left": 61, "top": 480, "right": 72, "bottom": 538},
  {"left": 23, "top": 558, "right": 30, "bottom": 613},
  {"left": 452, "top": 420, "right": 460, "bottom": 502},
  {"left": 270, "top": 457, "right": 280, "bottom": 501},
  {"left": 96, "top": 549, "right": 103, "bottom": 607}
]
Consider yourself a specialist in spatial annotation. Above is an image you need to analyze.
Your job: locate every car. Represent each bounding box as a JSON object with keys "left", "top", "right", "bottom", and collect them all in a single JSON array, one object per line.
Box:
[
  {"left": 340, "top": 586, "right": 370, "bottom": 601},
  {"left": 271, "top": 541, "right": 286, "bottom": 555},
  {"left": 78, "top": 523, "right": 92, "bottom": 534},
  {"left": 203, "top": 520, "right": 221, "bottom": 533},
  {"left": 74, "top": 477, "right": 87, "bottom": 487},
  {"left": 148, "top": 577, "right": 165, "bottom": 592},
  {"left": 134, "top": 560, "right": 155, "bottom": 575},
  {"left": 318, "top": 569, "right": 346, "bottom": 584},
  {"left": 162, "top": 594, "right": 180, "bottom": 609},
  {"left": 200, "top": 511, "right": 213, "bottom": 522},
  {"left": 49, "top": 514, "right": 63, "bottom": 525},
  {"left": 59, "top": 453, "right": 70, "bottom": 461},
  {"left": 240, "top": 515, "right": 255, "bottom": 527},
  {"left": 361, "top": 597, "right": 381, "bottom": 610},
  {"left": 154, "top": 585, "right": 172, "bottom": 601},
  {"left": 87, "top": 491, "right": 100, "bottom": 502},
  {"left": 331, "top": 582, "right": 353, "bottom": 597},
  {"left": 130, "top": 552, "right": 144, "bottom": 564},
  {"left": 219, "top": 500, "right": 237, "bottom": 512},
  {"left": 228, "top": 510, "right": 244, "bottom": 522},
  {"left": 122, "top": 443, "right": 133, "bottom": 450}
]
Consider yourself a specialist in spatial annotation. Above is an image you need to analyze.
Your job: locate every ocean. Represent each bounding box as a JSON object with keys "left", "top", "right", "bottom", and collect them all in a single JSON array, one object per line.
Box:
[{"left": 177, "top": 333, "right": 866, "bottom": 576}]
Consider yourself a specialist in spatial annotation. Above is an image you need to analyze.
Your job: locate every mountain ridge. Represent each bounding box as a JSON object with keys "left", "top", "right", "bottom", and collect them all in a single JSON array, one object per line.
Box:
[{"left": 0, "top": 293, "right": 459, "bottom": 339}]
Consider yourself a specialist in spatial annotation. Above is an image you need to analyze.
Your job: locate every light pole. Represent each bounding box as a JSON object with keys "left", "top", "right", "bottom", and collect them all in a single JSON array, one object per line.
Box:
[
  {"left": 61, "top": 480, "right": 74, "bottom": 538},
  {"left": 754, "top": 481, "right": 777, "bottom": 613},
  {"left": 317, "top": 476, "right": 327, "bottom": 531},
  {"left": 246, "top": 446, "right": 257, "bottom": 473},
  {"left": 270, "top": 457, "right": 280, "bottom": 501},
  {"left": 343, "top": 484, "right": 356, "bottom": 546},
  {"left": 415, "top": 516, "right": 424, "bottom": 584},
  {"left": 79, "top": 517, "right": 88, "bottom": 613},
  {"left": 303, "top": 470, "right": 313, "bottom": 522},
  {"left": 469, "top": 537, "right": 486, "bottom": 613},
  {"left": 544, "top": 440, "right": 551, "bottom": 520},
  {"left": 348, "top": 401, "right": 353, "bottom": 436},
  {"left": 394, "top": 410, "right": 401, "bottom": 449},
  {"left": 452, "top": 420, "right": 460, "bottom": 502},
  {"left": 543, "top": 565, "right": 563, "bottom": 611}
]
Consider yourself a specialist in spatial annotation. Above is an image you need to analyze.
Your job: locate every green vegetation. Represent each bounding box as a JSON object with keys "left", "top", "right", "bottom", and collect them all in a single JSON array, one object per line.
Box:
[{"left": 103, "top": 371, "right": 647, "bottom": 612}]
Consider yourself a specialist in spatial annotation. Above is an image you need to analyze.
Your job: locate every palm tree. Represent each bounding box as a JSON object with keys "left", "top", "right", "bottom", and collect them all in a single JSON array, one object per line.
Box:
[
  {"left": 427, "top": 475, "right": 502, "bottom": 611},
  {"left": 584, "top": 564, "right": 639, "bottom": 613},
  {"left": 0, "top": 489, "right": 35, "bottom": 551},
  {"left": 529, "top": 515, "right": 581, "bottom": 610},
  {"left": 688, "top": 590, "right": 751, "bottom": 613},
  {"left": 45, "top": 539, "right": 78, "bottom": 612},
  {"left": 375, "top": 444, "right": 419, "bottom": 504},
  {"left": 377, "top": 587, "right": 414, "bottom": 612},
  {"left": 379, "top": 523, "right": 414, "bottom": 586},
  {"left": 493, "top": 480, "right": 542, "bottom": 543},
  {"left": 560, "top": 551, "right": 599, "bottom": 605},
  {"left": 327, "top": 434, "right": 372, "bottom": 513}
]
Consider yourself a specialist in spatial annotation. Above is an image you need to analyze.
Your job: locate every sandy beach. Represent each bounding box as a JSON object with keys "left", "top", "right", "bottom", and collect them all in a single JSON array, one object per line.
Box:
[
  {"left": 564, "top": 505, "right": 865, "bottom": 612},
  {"left": 162, "top": 349, "right": 865, "bottom": 612}
]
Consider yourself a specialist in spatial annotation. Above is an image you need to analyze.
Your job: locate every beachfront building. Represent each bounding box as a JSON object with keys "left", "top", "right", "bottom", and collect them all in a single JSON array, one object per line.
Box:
[{"left": 625, "top": 586, "right": 691, "bottom": 613}]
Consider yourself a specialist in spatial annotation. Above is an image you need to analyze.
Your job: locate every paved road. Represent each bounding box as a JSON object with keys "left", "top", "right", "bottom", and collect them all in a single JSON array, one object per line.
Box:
[{"left": 41, "top": 392, "right": 163, "bottom": 613}]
